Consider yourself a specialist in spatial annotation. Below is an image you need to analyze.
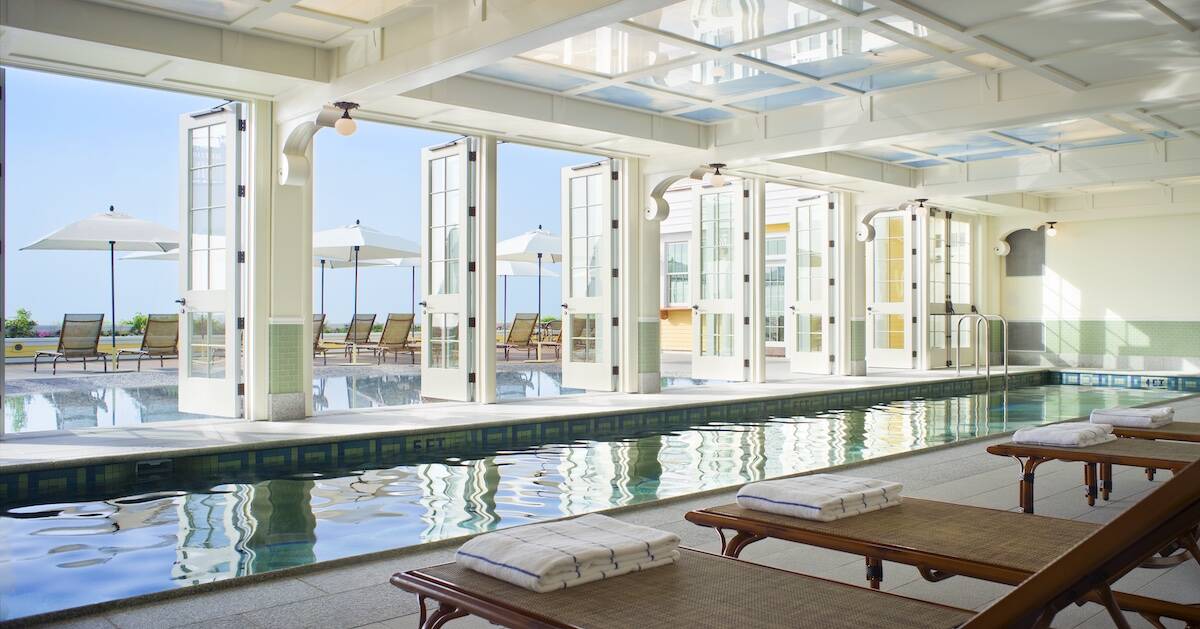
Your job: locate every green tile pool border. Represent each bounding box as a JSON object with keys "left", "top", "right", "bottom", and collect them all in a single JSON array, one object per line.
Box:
[{"left": 3, "top": 370, "right": 1046, "bottom": 507}]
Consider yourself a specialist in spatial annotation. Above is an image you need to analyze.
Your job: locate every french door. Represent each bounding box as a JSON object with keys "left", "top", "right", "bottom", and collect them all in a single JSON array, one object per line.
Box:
[
  {"left": 690, "top": 182, "right": 746, "bottom": 381},
  {"left": 560, "top": 161, "right": 616, "bottom": 391},
  {"left": 865, "top": 210, "right": 914, "bottom": 369},
  {"left": 785, "top": 200, "right": 831, "bottom": 374},
  {"left": 926, "top": 208, "right": 977, "bottom": 368},
  {"left": 420, "top": 140, "right": 474, "bottom": 401},
  {"left": 177, "top": 105, "right": 242, "bottom": 417}
]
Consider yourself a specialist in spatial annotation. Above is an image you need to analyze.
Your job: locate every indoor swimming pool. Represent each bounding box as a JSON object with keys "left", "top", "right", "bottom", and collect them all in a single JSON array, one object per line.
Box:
[{"left": 0, "top": 383, "right": 1183, "bottom": 620}]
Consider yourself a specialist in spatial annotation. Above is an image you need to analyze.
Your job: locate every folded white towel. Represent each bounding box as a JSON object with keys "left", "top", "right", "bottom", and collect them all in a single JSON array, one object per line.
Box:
[
  {"left": 455, "top": 514, "right": 680, "bottom": 592},
  {"left": 1013, "top": 422, "right": 1116, "bottom": 448},
  {"left": 735, "top": 474, "right": 903, "bottom": 522},
  {"left": 1090, "top": 406, "right": 1174, "bottom": 428}
]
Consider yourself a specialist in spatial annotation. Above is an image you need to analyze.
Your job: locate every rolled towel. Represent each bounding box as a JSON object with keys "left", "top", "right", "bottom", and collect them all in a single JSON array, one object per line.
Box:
[
  {"left": 1090, "top": 406, "right": 1174, "bottom": 428},
  {"left": 736, "top": 474, "right": 903, "bottom": 522},
  {"left": 455, "top": 513, "right": 680, "bottom": 592},
  {"left": 1013, "top": 422, "right": 1116, "bottom": 448}
]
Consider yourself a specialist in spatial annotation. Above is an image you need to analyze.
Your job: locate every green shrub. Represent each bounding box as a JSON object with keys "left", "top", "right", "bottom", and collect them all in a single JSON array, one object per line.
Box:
[
  {"left": 123, "top": 312, "right": 149, "bottom": 335},
  {"left": 5, "top": 308, "right": 37, "bottom": 338}
]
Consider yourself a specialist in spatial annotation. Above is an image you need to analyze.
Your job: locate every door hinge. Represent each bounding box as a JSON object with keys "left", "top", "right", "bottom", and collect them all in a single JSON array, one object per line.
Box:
[
  {"left": 911, "top": 213, "right": 917, "bottom": 221},
  {"left": 743, "top": 359, "right": 750, "bottom": 368},
  {"left": 911, "top": 282, "right": 917, "bottom": 290},
  {"left": 237, "top": 383, "right": 245, "bottom": 396},
  {"left": 611, "top": 170, "right": 619, "bottom": 181},
  {"left": 236, "top": 317, "right": 245, "bottom": 330},
  {"left": 237, "top": 251, "right": 245, "bottom": 263},
  {"left": 912, "top": 316, "right": 917, "bottom": 324},
  {"left": 829, "top": 278, "right": 835, "bottom": 286},
  {"left": 237, "top": 119, "right": 247, "bottom": 131},
  {"left": 468, "top": 317, "right": 476, "bottom": 328},
  {"left": 743, "top": 189, "right": 750, "bottom": 198},
  {"left": 611, "top": 268, "right": 619, "bottom": 278},
  {"left": 468, "top": 372, "right": 476, "bottom": 383},
  {"left": 911, "top": 248, "right": 917, "bottom": 256},
  {"left": 612, "top": 316, "right": 619, "bottom": 327},
  {"left": 829, "top": 354, "right": 836, "bottom": 363},
  {"left": 828, "top": 201, "right": 835, "bottom": 210},
  {"left": 946, "top": 211, "right": 953, "bottom": 219},
  {"left": 743, "top": 274, "right": 750, "bottom": 283},
  {"left": 468, "top": 261, "right": 476, "bottom": 273},
  {"left": 468, "top": 205, "right": 476, "bottom": 217},
  {"left": 945, "top": 360, "right": 952, "bottom": 368},
  {"left": 611, "top": 219, "right": 619, "bottom": 229},
  {"left": 829, "top": 316, "right": 835, "bottom": 324},
  {"left": 743, "top": 316, "right": 750, "bottom": 325},
  {"left": 611, "top": 365, "right": 619, "bottom": 376},
  {"left": 468, "top": 150, "right": 477, "bottom": 162},
  {"left": 829, "top": 240, "right": 835, "bottom": 248},
  {"left": 743, "top": 232, "right": 749, "bottom": 240},
  {"left": 237, "top": 185, "right": 246, "bottom": 198},
  {"left": 912, "top": 350, "right": 918, "bottom": 358}
]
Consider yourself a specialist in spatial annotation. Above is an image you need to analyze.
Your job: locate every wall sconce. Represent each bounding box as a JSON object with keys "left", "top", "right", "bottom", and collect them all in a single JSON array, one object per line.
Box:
[
  {"left": 333, "top": 101, "right": 359, "bottom": 136},
  {"left": 1045, "top": 221, "right": 1058, "bottom": 237},
  {"left": 705, "top": 163, "right": 727, "bottom": 187}
]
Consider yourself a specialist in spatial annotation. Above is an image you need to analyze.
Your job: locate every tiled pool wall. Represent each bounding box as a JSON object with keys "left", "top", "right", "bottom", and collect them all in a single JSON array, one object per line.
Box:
[
  {"left": 1048, "top": 370, "right": 1200, "bottom": 392},
  {"left": 2, "top": 368, "right": 1192, "bottom": 508}
]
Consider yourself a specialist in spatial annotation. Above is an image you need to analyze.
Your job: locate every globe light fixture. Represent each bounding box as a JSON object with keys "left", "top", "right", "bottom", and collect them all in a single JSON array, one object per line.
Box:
[
  {"left": 707, "top": 163, "right": 727, "bottom": 187},
  {"left": 333, "top": 101, "right": 359, "bottom": 136},
  {"left": 1046, "top": 221, "right": 1058, "bottom": 237}
]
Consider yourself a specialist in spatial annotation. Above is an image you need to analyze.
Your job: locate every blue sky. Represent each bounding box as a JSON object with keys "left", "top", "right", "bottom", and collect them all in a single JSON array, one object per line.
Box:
[{"left": 7, "top": 67, "right": 592, "bottom": 327}]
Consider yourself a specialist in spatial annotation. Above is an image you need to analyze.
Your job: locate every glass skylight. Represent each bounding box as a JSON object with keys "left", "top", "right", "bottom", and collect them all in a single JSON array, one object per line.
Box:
[
  {"left": 835, "top": 60, "right": 966, "bottom": 91},
  {"left": 995, "top": 118, "right": 1121, "bottom": 146},
  {"left": 580, "top": 85, "right": 693, "bottom": 112},
  {"left": 519, "top": 26, "right": 694, "bottom": 77},
  {"left": 733, "top": 86, "right": 841, "bottom": 111},
  {"left": 677, "top": 108, "right": 736, "bottom": 122},
  {"left": 470, "top": 58, "right": 595, "bottom": 92},
  {"left": 633, "top": 60, "right": 797, "bottom": 98},
  {"left": 747, "top": 28, "right": 924, "bottom": 79},
  {"left": 629, "top": 0, "right": 831, "bottom": 48}
]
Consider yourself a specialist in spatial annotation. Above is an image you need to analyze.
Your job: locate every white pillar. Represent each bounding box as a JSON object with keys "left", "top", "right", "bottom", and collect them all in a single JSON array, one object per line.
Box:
[
  {"left": 635, "top": 160, "right": 663, "bottom": 393},
  {"left": 747, "top": 178, "right": 767, "bottom": 383},
  {"left": 835, "top": 192, "right": 867, "bottom": 376},
  {"left": 618, "top": 158, "right": 640, "bottom": 393},
  {"left": 475, "top": 136, "right": 497, "bottom": 403}
]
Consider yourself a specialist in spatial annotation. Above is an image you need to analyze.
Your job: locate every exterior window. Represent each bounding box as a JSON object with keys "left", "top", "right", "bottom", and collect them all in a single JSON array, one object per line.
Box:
[
  {"left": 664, "top": 242, "right": 689, "bottom": 305},
  {"left": 765, "top": 264, "right": 785, "bottom": 343}
]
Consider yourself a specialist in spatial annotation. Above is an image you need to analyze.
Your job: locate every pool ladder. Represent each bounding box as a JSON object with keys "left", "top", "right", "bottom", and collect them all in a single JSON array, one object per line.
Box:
[{"left": 955, "top": 313, "right": 1009, "bottom": 389}]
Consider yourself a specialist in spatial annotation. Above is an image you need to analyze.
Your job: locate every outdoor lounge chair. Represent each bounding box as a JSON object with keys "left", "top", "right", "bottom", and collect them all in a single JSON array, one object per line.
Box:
[
  {"left": 313, "top": 314, "right": 334, "bottom": 365},
  {"left": 344, "top": 313, "right": 376, "bottom": 353},
  {"left": 393, "top": 460, "right": 1200, "bottom": 628},
  {"left": 686, "top": 498, "right": 1200, "bottom": 625},
  {"left": 499, "top": 313, "right": 537, "bottom": 361},
  {"left": 540, "top": 319, "right": 561, "bottom": 359},
  {"left": 115, "top": 313, "right": 178, "bottom": 371},
  {"left": 361, "top": 313, "right": 416, "bottom": 364},
  {"left": 33, "top": 313, "right": 107, "bottom": 374},
  {"left": 987, "top": 438, "right": 1200, "bottom": 512}
]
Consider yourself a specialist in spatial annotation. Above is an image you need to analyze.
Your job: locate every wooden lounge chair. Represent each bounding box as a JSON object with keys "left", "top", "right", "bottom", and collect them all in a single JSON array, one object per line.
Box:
[
  {"left": 394, "top": 461, "right": 1200, "bottom": 628},
  {"left": 1112, "top": 420, "right": 1200, "bottom": 482},
  {"left": 540, "top": 319, "right": 561, "bottom": 359},
  {"left": 686, "top": 498, "right": 1200, "bottom": 625},
  {"left": 987, "top": 439, "right": 1200, "bottom": 513},
  {"left": 344, "top": 313, "right": 376, "bottom": 354},
  {"left": 313, "top": 314, "right": 335, "bottom": 365},
  {"left": 115, "top": 313, "right": 178, "bottom": 371},
  {"left": 34, "top": 313, "right": 107, "bottom": 374},
  {"left": 360, "top": 313, "right": 416, "bottom": 364},
  {"left": 499, "top": 313, "right": 537, "bottom": 361}
]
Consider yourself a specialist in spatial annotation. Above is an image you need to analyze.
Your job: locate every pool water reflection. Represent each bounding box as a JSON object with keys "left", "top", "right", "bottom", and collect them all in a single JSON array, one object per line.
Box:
[{"left": 0, "top": 384, "right": 1181, "bottom": 620}]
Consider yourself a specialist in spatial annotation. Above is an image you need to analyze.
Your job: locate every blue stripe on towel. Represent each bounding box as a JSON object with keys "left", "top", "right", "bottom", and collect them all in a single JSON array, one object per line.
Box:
[
  {"left": 457, "top": 551, "right": 543, "bottom": 579},
  {"left": 738, "top": 494, "right": 824, "bottom": 510}
]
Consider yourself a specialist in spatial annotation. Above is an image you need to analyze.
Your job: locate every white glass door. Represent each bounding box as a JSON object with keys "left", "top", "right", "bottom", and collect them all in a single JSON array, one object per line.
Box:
[
  {"left": 927, "top": 209, "right": 977, "bottom": 368},
  {"left": 865, "top": 211, "right": 913, "bottom": 369},
  {"left": 178, "top": 105, "right": 242, "bottom": 417},
  {"left": 420, "top": 140, "right": 473, "bottom": 401},
  {"left": 690, "top": 182, "right": 745, "bottom": 381},
  {"left": 785, "top": 201, "right": 830, "bottom": 373},
  {"left": 560, "top": 162, "right": 616, "bottom": 391}
]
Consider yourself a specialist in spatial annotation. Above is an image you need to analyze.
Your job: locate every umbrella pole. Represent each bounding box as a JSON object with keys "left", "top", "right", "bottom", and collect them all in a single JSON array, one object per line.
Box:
[
  {"left": 109, "top": 240, "right": 117, "bottom": 351},
  {"left": 320, "top": 260, "right": 326, "bottom": 315},
  {"left": 503, "top": 275, "right": 508, "bottom": 337},
  {"left": 536, "top": 252, "right": 543, "bottom": 340},
  {"left": 411, "top": 266, "right": 416, "bottom": 313},
  {"left": 353, "top": 245, "right": 360, "bottom": 326}
]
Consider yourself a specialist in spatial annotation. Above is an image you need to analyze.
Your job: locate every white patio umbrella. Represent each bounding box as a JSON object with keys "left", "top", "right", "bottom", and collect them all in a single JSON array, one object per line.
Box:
[
  {"left": 381, "top": 257, "right": 421, "bottom": 313},
  {"left": 312, "top": 220, "right": 419, "bottom": 324},
  {"left": 496, "top": 226, "right": 562, "bottom": 328},
  {"left": 497, "top": 261, "right": 558, "bottom": 333},
  {"left": 125, "top": 248, "right": 383, "bottom": 315},
  {"left": 22, "top": 206, "right": 178, "bottom": 350}
]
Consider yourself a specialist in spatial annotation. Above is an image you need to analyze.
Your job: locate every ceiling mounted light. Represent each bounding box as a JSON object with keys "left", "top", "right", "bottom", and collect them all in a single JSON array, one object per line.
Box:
[
  {"left": 706, "top": 163, "right": 727, "bottom": 187},
  {"left": 1045, "top": 221, "right": 1058, "bottom": 237},
  {"left": 333, "top": 101, "right": 359, "bottom": 136}
]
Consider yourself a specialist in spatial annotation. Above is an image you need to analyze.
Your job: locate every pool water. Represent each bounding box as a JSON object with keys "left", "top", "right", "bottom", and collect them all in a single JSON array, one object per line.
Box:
[{"left": 0, "top": 384, "right": 1182, "bottom": 620}]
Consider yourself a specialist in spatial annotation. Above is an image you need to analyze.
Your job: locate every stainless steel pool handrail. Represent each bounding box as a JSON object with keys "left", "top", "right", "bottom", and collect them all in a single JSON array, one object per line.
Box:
[{"left": 955, "top": 313, "right": 1009, "bottom": 389}]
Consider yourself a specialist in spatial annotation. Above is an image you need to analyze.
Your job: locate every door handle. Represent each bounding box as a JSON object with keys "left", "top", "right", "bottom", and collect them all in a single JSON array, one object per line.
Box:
[
  {"left": 788, "top": 305, "right": 796, "bottom": 311},
  {"left": 174, "top": 298, "right": 186, "bottom": 307},
  {"left": 691, "top": 305, "right": 699, "bottom": 311},
  {"left": 561, "top": 303, "right": 568, "bottom": 310}
]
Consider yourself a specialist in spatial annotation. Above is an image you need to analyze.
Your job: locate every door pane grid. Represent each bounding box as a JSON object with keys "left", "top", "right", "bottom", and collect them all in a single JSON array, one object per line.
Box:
[
  {"left": 795, "top": 206, "right": 825, "bottom": 303},
  {"left": 569, "top": 173, "right": 604, "bottom": 298},
  {"left": 699, "top": 313, "right": 733, "bottom": 357},
  {"left": 699, "top": 192, "right": 733, "bottom": 300},
  {"left": 665, "top": 242, "right": 689, "bottom": 305},
  {"left": 188, "top": 123, "right": 227, "bottom": 292},
  {"left": 429, "top": 155, "right": 461, "bottom": 295},
  {"left": 569, "top": 314, "right": 600, "bottom": 362},
  {"left": 427, "top": 313, "right": 460, "bottom": 369},
  {"left": 187, "top": 312, "right": 226, "bottom": 379}
]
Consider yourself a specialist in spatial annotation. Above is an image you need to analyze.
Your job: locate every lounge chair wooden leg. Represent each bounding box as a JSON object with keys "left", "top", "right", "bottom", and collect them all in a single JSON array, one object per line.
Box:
[
  {"left": 1012, "top": 456, "right": 1049, "bottom": 513},
  {"left": 722, "top": 531, "right": 765, "bottom": 558},
  {"left": 1100, "top": 463, "right": 1113, "bottom": 501},
  {"left": 917, "top": 566, "right": 955, "bottom": 583},
  {"left": 1084, "top": 463, "right": 1098, "bottom": 507},
  {"left": 1095, "top": 585, "right": 1134, "bottom": 629},
  {"left": 1146, "top": 467, "right": 1157, "bottom": 481},
  {"left": 424, "top": 602, "right": 467, "bottom": 629},
  {"left": 1179, "top": 531, "right": 1200, "bottom": 570},
  {"left": 865, "top": 557, "right": 883, "bottom": 590},
  {"left": 1136, "top": 612, "right": 1168, "bottom": 629}
]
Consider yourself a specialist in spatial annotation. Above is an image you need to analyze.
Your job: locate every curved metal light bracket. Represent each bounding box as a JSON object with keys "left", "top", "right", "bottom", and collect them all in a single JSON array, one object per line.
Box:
[
  {"left": 856, "top": 201, "right": 917, "bottom": 242},
  {"left": 993, "top": 224, "right": 1048, "bottom": 256},
  {"left": 279, "top": 105, "right": 343, "bottom": 186},
  {"left": 645, "top": 166, "right": 716, "bottom": 222}
]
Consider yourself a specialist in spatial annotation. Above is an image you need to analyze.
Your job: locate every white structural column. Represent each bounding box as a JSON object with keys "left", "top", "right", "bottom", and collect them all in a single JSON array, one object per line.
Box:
[
  {"left": 617, "top": 158, "right": 641, "bottom": 393},
  {"left": 835, "top": 193, "right": 867, "bottom": 376},
  {"left": 747, "top": 178, "right": 767, "bottom": 383},
  {"left": 475, "top": 136, "right": 498, "bottom": 403},
  {"left": 245, "top": 100, "right": 276, "bottom": 420},
  {"left": 636, "top": 162, "right": 664, "bottom": 394}
]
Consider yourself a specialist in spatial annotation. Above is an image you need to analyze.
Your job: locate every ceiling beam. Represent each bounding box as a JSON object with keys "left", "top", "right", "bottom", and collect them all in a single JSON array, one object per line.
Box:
[
  {"left": 1143, "top": 0, "right": 1197, "bottom": 32},
  {"left": 277, "top": 0, "right": 679, "bottom": 121}
]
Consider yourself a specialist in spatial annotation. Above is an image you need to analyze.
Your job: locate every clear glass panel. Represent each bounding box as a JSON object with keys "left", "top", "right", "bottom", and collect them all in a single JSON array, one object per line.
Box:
[
  {"left": 445, "top": 314, "right": 459, "bottom": 369},
  {"left": 209, "top": 123, "right": 227, "bottom": 165},
  {"left": 191, "top": 170, "right": 210, "bottom": 209},
  {"left": 749, "top": 29, "right": 923, "bottom": 79},
  {"left": 764, "top": 264, "right": 785, "bottom": 343},
  {"left": 579, "top": 85, "right": 691, "bottom": 113},
  {"left": 428, "top": 155, "right": 461, "bottom": 295},
  {"left": 995, "top": 118, "right": 1123, "bottom": 148},
  {"left": 795, "top": 205, "right": 824, "bottom": 303},
  {"left": 187, "top": 312, "right": 225, "bottom": 379},
  {"left": 569, "top": 314, "right": 599, "bottom": 363},
  {"left": 665, "top": 242, "right": 688, "bottom": 305},
  {"left": 873, "top": 313, "right": 905, "bottom": 350},
  {"left": 795, "top": 314, "right": 823, "bottom": 352},
  {"left": 191, "top": 127, "right": 208, "bottom": 167},
  {"left": 835, "top": 61, "right": 968, "bottom": 92},
  {"left": 949, "top": 219, "right": 971, "bottom": 305},
  {"left": 520, "top": 26, "right": 693, "bottom": 77},
  {"left": 471, "top": 58, "right": 595, "bottom": 92},
  {"left": 633, "top": 61, "right": 796, "bottom": 99},
  {"left": 699, "top": 191, "right": 734, "bottom": 301},
  {"left": 568, "top": 173, "right": 604, "bottom": 298},
  {"left": 699, "top": 313, "right": 733, "bottom": 357},
  {"left": 929, "top": 214, "right": 946, "bottom": 304},
  {"left": 630, "top": 1, "right": 831, "bottom": 48},
  {"left": 872, "top": 215, "right": 905, "bottom": 303}
]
